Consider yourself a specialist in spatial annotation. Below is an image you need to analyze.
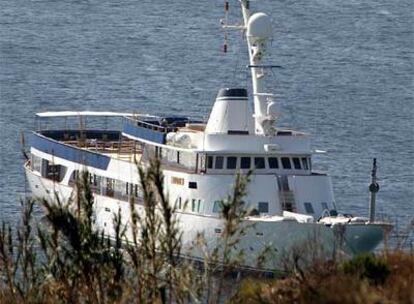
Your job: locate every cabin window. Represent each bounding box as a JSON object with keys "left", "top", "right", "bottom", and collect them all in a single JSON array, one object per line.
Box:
[
  {"left": 188, "top": 181, "right": 197, "bottom": 189},
  {"left": 213, "top": 201, "right": 223, "bottom": 213},
  {"left": 215, "top": 156, "right": 224, "bottom": 169},
  {"left": 207, "top": 156, "right": 214, "bottom": 169},
  {"left": 106, "top": 178, "right": 115, "bottom": 197},
  {"left": 321, "top": 202, "right": 329, "bottom": 210},
  {"left": 31, "top": 155, "right": 42, "bottom": 173},
  {"left": 134, "top": 184, "right": 140, "bottom": 198},
  {"left": 281, "top": 157, "right": 292, "bottom": 169},
  {"left": 41, "top": 160, "right": 67, "bottom": 182},
  {"left": 91, "top": 174, "right": 101, "bottom": 194},
  {"left": 258, "top": 202, "right": 269, "bottom": 213},
  {"left": 191, "top": 199, "right": 197, "bottom": 212},
  {"left": 304, "top": 202, "right": 314, "bottom": 214},
  {"left": 176, "top": 197, "right": 182, "bottom": 210},
  {"left": 254, "top": 157, "right": 265, "bottom": 169},
  {"left": 240, "top": 157, "right": 251, "bottom": 169},
  {"left": 69, "top": 170, "right": 79, "bottom": 183},
  {"left": 301, "top": 157, "right": 309, "bottom": 170},
  {"left": 197, "top": 200, "right": 203, "bottom": 213},
  {"left": 92, "top": 174, "right": 100, "bottom": 187},
  {"left": 292, "top": 157, "right": 302, "bottom": 169},
  {"left": 227, "top": 156, "right": 237, "bottom": 169},
  {"left": 268, "top": 157, "right": 279, "bottom": 169}
]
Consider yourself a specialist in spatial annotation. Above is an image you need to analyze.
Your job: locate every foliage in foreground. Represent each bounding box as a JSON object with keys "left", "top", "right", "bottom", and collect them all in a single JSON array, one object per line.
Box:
[
  {"left": 0, "top": 159, "right": 252, "bottom": 303},
  {"left": 229, "top": 250, "right": 414, "bottom": 304}
]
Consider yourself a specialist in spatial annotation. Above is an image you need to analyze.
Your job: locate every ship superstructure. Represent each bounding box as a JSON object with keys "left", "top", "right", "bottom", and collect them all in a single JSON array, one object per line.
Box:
[{"left": 24, "top": 1, "right": 390, "bottom": 270}]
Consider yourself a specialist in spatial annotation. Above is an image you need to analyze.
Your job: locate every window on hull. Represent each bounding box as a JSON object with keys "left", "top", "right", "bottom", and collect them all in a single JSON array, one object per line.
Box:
[
  {"left": 69, "top": 170, "right": 142, "bottom": 203},
  {"left": 39, "top": 159, "right": 67, "bottom": 182}
]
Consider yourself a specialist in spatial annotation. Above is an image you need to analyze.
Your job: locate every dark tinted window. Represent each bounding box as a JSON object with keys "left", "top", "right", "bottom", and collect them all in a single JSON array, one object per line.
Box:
[
  {"left": 254, "top": 157, "right": 265, "bottom": 169},
  {"left": 293, "top": 157, "right": 301, "bottom": 169},
  {"left": 281, "top": 157, "right": 291, "bottom": 169},
  {"left": 227, "top": 156, "right": 237, "bottom": 169},
  {"left": 240, "top": 157, "right": 251, "bottom": 169},
  {"left": 207, "top": 156, "right": 213, "bottom": 169},
  {"left": 258, "top": 202, "right": 269, "bottom": 213},
  {"left": 304, "top": 202, "right": 314, "bottom": 214},
  {"left": 215, "top": 156, "right": 224, "bottom": 169},
  {"left": 188, "top": 182, "right": 197, "bottom": 189},
  {"left": 268, "top": 157, "right": 279, "bottom": 169},
  {"left": 301, "top": 157, "right": 309, "bottom": 170}
]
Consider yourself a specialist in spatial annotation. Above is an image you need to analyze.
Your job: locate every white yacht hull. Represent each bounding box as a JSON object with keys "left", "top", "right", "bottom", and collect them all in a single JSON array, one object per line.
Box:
[{"left": 25, "top": 167, "right": 388, "bottom": 271}]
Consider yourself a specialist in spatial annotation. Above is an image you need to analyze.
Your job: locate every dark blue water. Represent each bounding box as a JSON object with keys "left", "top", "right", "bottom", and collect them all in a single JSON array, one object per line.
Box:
[{"left": 1, "top": 0, "right": 413, "bottom": 244}]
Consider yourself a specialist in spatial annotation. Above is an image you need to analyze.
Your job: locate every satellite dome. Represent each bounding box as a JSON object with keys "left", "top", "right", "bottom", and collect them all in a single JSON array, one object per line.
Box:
[{"left": 247, "top": 13, "right": 272, "bottom": 42}]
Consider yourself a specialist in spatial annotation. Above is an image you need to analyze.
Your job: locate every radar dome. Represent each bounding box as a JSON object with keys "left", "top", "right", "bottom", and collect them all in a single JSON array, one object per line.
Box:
[{"left": 247, "top": 13, "right": 272, "bottom": 42}]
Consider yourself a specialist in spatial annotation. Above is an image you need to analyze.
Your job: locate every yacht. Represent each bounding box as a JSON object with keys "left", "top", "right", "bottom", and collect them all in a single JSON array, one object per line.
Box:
[{"left": 24, "top": 0, "right": 391, "bottom": 270}]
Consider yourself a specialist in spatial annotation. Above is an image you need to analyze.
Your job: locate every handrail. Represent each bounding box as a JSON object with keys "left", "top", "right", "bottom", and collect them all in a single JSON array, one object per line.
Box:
[{"left": 36, "top": 111, "right": 157, "bottom": 118}]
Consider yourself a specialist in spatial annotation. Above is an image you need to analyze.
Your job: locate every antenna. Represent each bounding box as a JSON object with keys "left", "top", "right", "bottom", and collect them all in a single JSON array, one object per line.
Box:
[
  {"left": 224, "top": 1, "right": 229, "bottom": 53},
  {"left": 220, "top": 0, "right": 246, "bottom": 53},
  {"left": 368, "top": 158, "right": 380, "bottom": 223}
]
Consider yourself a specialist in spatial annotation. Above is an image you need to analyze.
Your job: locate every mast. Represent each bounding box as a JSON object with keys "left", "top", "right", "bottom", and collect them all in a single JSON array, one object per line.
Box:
[
  {"left": 369, "top": 158, "right": 380, "bottom": 223},
  {"left": 222, "top": 1, "right": 277, "bottom": 135},
  {"left": 240, "top": 0, "right": 276, "bottom": 136}
]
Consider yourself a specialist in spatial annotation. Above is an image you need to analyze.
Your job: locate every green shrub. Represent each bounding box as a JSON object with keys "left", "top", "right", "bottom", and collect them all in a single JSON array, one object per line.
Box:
[{"left": 342, "top": 253, "right": 390, "bottom": 284}]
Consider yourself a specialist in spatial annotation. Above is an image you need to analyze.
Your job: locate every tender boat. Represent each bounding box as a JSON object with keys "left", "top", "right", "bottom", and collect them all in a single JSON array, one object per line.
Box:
[{"left": 24, "top": 0, "right": 391, "bottom": 270}]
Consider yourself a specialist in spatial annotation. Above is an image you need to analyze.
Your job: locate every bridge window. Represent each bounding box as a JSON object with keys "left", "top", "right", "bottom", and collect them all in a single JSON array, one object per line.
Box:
[
  {"left": 240, "top": 157, "right": 251, "bottom": 169},
  {"left": 292, "top": 157, "right": 302, "bottom": 169},
  {"left": 254, "top": 157, "right": 265, "bottom": 169},
  {"left": 268, "top": 157, "right": 279, "bottom": 169},
  {"left": 301, "top": 157, "right": 309, "bottom": 170},
  {"left": 215, "top": 156, "right": 224, "bottom": 169},
  {"left": 281, "top": 157, "right": 291, "bottom": 169},
  {"left": 207, "top": 156, "right": 213, "bottom": 169},
  {"left": 304, "top": 202, "right": 314, "bottom": 214},
  {"left": 227, "top": 156, "right": 237, "bottom": 169}
]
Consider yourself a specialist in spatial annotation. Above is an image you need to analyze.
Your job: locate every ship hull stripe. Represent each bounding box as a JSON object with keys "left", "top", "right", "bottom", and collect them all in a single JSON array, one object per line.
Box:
[
  {"left": 29, "top": 132, "right": 111, "bottom": 170},
  {"left": 122, "top": 119, "right": 165, "bottom": 144}
]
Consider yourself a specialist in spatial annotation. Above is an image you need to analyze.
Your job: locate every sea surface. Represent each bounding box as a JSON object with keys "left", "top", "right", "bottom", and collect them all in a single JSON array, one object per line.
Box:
[{"left": 0, "top": 0, "right": 413, "bottom": 246}]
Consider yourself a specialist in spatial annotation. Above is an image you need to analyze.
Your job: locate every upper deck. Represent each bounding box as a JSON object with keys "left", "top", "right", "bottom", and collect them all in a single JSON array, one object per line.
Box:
[
  {"left": 124, "top": 115, "right": 311, "bottom": 154},
  {"left": 29, "top": 111, "right": 315, "bottom": 176}
]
